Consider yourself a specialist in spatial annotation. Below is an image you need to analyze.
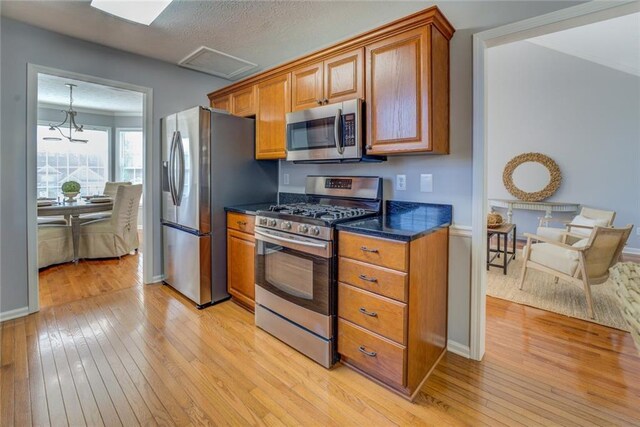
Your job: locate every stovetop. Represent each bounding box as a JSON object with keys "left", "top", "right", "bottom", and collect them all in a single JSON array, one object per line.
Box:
[{"left": 264, "top": 203, "right": 373, "bottom": 222}]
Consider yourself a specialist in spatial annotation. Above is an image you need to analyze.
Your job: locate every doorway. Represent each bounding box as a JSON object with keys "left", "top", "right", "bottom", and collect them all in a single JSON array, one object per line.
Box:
[
  {"left": 470, "top": 1, "right": 640, "bottom": 360},
  {"left": 27, "top": 65, "right": 154, "bottom": 312}
]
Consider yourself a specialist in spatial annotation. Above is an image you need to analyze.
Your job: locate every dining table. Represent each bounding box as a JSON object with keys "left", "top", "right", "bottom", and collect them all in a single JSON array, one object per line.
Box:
[{"left": 37, "top": 198, "right": 113, "bottom": 262}]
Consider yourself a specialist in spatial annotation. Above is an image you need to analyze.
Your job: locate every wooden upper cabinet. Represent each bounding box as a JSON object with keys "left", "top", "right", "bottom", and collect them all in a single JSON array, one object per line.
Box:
[
  {"left": 291, "top": 48, "right": 364, "bottom": 111},
  {"left": 231, "top": 85, "right": 257, "bottom": 117},
  {"left": 324, "top": 48, "right": 363, "bottom": 104},
  {"left": 291, "top": 62, "right": 324, "bottom": 111},
  {"left": 366, "top": 25, "right": 449, "bottom": 155},
  {"left": 256, "top": 73, "right": 291, "bottom": 159},
  {"left": 211, "top": 94, "right": 230, "bottom": 113}
]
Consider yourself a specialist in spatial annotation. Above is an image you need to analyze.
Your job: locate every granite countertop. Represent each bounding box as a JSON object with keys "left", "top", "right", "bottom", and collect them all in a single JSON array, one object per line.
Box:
[
  {"left": 336, "top": 201, "right": 453, "bottom": 242},
  {"left": 224, "top": 202, "right": 276, "bottom": 215}
]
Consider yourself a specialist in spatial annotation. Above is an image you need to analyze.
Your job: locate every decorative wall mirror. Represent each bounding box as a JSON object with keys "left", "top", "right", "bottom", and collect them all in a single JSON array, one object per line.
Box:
[{"left": 502, "top": 152, "right": 561, "bottom": 201}]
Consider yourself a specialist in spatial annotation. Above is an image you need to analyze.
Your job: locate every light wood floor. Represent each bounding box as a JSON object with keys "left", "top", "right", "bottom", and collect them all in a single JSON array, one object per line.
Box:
[{"left": 3, "top": 265, "right": 639, "bottom": 425}]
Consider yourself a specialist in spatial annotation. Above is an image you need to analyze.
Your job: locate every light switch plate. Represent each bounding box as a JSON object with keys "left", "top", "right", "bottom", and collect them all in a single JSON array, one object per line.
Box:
[
  {"left": 396, "top": 174, "right": 406, "bottom": 191},
  {"left": 636, "top": 226, "right": 640, "bottom": 236},
  {"left": 420, "top": 174, "right": 433, "bottom": 192},
  {"left": 283, "top": 173, "right": 290, "bottom": 185}
]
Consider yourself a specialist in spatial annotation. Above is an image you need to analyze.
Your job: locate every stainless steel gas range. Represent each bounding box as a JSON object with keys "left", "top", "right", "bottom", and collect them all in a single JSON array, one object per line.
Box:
[{"left": 254, "top": 176, "right": 382, "bottom": 368}]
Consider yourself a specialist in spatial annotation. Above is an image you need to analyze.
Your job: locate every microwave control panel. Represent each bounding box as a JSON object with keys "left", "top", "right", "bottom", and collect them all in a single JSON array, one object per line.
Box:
[{"left": 343, "top": 113, "right": 356, "bottom": 147}]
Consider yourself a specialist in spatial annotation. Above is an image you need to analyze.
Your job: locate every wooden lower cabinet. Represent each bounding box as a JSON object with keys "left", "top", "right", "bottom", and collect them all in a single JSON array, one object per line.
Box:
[
  {"left": 226, "top": 213, "right": 256, "bottom": 311},
  {"left": 337, "top": 227, "right": 449, "bottom": 400}
]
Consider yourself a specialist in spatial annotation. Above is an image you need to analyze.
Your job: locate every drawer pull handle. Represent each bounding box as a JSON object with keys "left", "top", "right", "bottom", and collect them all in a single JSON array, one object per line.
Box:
[
  {"left": 359, "top": 307, "right": 378, "bottom": 317},
  {"left": 359, "top": 346, "right": 377, "bottom": 357},
  {"left": 360, "top": 246, "right": 379, "bottom": 253},
  {"left": 358, "top": 274, "right": 378, "bottom": 283},
  {"left": 237, "top": 221, "right": 247, "bottom": 226}
]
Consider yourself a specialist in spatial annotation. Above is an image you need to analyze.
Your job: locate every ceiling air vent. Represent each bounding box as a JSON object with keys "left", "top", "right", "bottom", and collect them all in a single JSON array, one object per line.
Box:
[{"left": 178, "top": 46, "right": 258, "bottom": 80}]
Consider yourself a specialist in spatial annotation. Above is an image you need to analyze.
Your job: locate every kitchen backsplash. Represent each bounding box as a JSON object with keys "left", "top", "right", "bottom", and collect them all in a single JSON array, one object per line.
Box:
[{"left": 278, "top": 155, "right": 471, "bottom": 225}]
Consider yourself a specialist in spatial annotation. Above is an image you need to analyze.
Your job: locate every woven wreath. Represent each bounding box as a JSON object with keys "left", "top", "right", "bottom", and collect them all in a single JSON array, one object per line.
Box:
[{"left": 502, "top": 153, "right": 561, "bottom": 202}]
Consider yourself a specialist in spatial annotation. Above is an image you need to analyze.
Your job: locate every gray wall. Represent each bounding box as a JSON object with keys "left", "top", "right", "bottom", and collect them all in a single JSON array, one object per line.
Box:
[
  {"left": 1, "top": 17, "right": 227, "bottom": 312},
  {"left": 487, "top": 41, "right": 640, "bottom": 249}
]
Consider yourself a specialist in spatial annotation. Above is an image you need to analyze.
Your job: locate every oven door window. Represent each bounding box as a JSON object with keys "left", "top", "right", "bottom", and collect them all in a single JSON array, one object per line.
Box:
[
  {"left": 256, "top": 241, "right": 330, "bottom": 315},
  {"left": 287, "top": 117, "right": 336, "bottom": 151}
]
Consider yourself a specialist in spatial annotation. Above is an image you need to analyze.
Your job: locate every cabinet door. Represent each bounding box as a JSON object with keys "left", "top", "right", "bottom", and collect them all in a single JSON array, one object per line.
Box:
[
  {"left": 366, "top": 26, "right": 431, "bottom": 154},
  {"left": 211, "top": 94, "right": 230, "bottom": 113},
  {"left": 324, "top": 48, "right": 363, "bottom": 104},
  {"left": 227, "top": 229, "right": 256, "bottom": 311},
  {"left": 291, "top": 62, "right": 324, "bottom": 111},
  {"left": 256, "top": 73, "right": 291, "bottom": 159},
  {"left": 231, "top": 85, "right": 257, "bottom": 117}
]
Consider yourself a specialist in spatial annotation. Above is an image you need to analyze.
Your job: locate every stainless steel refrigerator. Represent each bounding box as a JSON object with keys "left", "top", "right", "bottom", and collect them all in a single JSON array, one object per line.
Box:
[{"left": 161, "top": 106, "right": 277, "bottom": 308}]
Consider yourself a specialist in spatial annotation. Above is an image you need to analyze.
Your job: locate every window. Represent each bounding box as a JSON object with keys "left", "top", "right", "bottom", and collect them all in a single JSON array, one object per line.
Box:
[
  {"left": 37, "top": 125, "right": 110, "bottom": 198},
  {"left": 116, "top": 129, "right": 143, "bottom": 184}
]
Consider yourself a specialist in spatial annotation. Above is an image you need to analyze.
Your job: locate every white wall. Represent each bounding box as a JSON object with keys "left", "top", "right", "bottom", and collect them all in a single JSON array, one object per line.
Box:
[
  {"left": 1, "top": 17, "right": 228, "bottom": 313},
  {"left": 487, "top": 41, "right": 640, "bottom": 249}
]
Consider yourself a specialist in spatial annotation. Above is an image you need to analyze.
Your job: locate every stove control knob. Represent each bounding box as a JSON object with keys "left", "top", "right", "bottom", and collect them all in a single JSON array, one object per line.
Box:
[
  {"left": 268, "top": 219, "right": 277, "bottom": 227},
  {"left": 259, "top": 217, "right": 268, "bottom": 226},
  {"left": 281, "top": 221, "right": 292, "bottom": 230},
  {"left": 310, "top": 226, "right": 320, "bottom": 236},
  {"left": 298, "top": 224, "right": 309, "bottom": 234}
]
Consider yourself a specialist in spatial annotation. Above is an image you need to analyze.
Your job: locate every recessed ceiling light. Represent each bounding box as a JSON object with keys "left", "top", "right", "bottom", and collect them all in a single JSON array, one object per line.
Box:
[{"left": 90, "top": 0, "right": 173, "bottom": 26}]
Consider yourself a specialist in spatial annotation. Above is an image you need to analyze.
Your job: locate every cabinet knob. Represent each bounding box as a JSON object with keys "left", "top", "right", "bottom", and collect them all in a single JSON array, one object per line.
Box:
[
  {"left": 365, "top": 145, "right": 372, "bottom": 150},
  {"left": 317, "top": 100, "right": 323, "bottom": 105},
  {"left": 323, "top": 99, "right": 329, "bottom": 105}
]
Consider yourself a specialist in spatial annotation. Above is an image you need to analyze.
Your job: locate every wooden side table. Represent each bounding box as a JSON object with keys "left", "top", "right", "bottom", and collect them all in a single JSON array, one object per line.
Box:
[{"left": 487, "top": 223, "right": 516, "bottom": 275}]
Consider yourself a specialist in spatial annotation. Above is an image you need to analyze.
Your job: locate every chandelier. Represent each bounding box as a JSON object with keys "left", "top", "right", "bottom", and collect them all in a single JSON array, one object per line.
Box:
[{"left": 43, "top": 83, "right": 88, "bottom": 143}]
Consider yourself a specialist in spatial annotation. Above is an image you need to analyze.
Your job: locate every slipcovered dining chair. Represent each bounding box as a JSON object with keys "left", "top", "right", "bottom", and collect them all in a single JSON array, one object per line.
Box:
[
  {"left": 103, "top": 181, "right": 132, "bottom": 198},
  {"left": 80, "top": 181, "right": 132, "bottom": 222},
  {"left": 79, "top": 184, "right": 142, "bottom": 259},
  {"left": 536, "top": 207, "right": 616, "bottom": 245},
  {"left": 519, "top": 225, "right": 633, "bottom": 318},
  {"left": 38, "top": 224, "right": 73, "bottom": 269}
]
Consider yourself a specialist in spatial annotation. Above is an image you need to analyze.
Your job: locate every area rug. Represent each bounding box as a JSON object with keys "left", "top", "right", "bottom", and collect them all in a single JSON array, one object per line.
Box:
[{"left": 487, "top": 250, "right": 629, "bottom": 331}]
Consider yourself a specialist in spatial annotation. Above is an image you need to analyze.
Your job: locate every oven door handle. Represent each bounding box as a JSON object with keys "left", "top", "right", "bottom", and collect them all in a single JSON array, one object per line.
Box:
[{"left": 255, "top": 229, "right": 328, "bottom": 249}]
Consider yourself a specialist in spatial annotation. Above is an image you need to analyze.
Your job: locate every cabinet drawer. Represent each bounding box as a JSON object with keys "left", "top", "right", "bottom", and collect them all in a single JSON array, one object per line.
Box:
[
  {"left": 338, "top": 283, "right": 406, "bottom": 344},
  {"left": 338, "top": 257, "right": 408, "bottom": 302},
  {"left": 227, "top": 212, "right": 255, "bottom": 234},
  {"left": 339, "top": 232, "right": 408, "bottom": 272},
  {"left": 338, "top": 318, "right": 405, "bottom": 388}
]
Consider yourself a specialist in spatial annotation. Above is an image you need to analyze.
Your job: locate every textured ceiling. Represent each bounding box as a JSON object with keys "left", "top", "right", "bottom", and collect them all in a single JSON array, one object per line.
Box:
[
  {"left": 2, "top": 1, "right": 584, "bottom": 81},
  {"left": 528, "top": 12, "right": 640, "bottom": 77},
  {"left": 38, "top": 74, "right": 144, "bottom": 114}
]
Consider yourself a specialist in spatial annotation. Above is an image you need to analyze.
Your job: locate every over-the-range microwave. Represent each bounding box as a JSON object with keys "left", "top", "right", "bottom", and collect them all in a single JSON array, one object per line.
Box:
[{"left": 285, "top": 98, "right": 385, "bottom": 163}]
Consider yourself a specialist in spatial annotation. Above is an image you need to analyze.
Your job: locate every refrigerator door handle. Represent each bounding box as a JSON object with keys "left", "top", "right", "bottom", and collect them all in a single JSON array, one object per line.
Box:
[
  {"left": 174, "top": 130, "right": 185, "bottom": 206},
  {"left": 168, "top": 130, "right": 178, "bottom": 206}
]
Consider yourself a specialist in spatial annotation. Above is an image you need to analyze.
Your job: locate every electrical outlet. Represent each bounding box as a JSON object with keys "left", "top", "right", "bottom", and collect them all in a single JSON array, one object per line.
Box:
[
  {"left": 420, "top": 174, "right": 433, "bottom": 193},
  {"left": 636, "top": 226, "right": 640, "bottom": 236},
  {"left": 396, "top": 174, "right": 406, "bottom": 191},
  {"left": 283, "top": 173, "right": 290, "bottom": 185}
]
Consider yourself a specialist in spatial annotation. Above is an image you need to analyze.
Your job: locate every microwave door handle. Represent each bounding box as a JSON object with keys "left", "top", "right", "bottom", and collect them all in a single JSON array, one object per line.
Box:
[
  {"left": 255, "top": 229, "right": 328, "bottom": 249},
  {"left": 334, "top": 108, "right": 344, "bottom": 154}
]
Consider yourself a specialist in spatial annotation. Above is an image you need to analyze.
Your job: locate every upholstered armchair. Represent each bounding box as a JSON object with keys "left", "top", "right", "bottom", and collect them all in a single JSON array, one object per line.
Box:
[
  {"left": 519, "top": 225, "right": 632, "bottom": 318},
  {"left": 79, "top": 184, "right": 142, "bottom": 259},
  {"left": 537, "top": 207, "right": 616, "bottom": 245},
  {"left": 38, "top": 224, "right": 73, "bottom": 269}
]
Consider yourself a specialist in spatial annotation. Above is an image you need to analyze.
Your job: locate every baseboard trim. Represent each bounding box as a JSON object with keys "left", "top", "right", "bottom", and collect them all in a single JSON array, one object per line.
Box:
[
  {"left": 450, "top": 225, "right": 472, "bottom": 238},
  {"left": 447, "top": 339, "right": 471, "bottom": 358},
  {"left": 623, "top": 247, "right": 640, "bottom": 256},
  {"left": 0, "top": 306, "right": 29, "bottom": 323},
  {"left": 149, "top": 274, "right": 166, "bottom": 284}
]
